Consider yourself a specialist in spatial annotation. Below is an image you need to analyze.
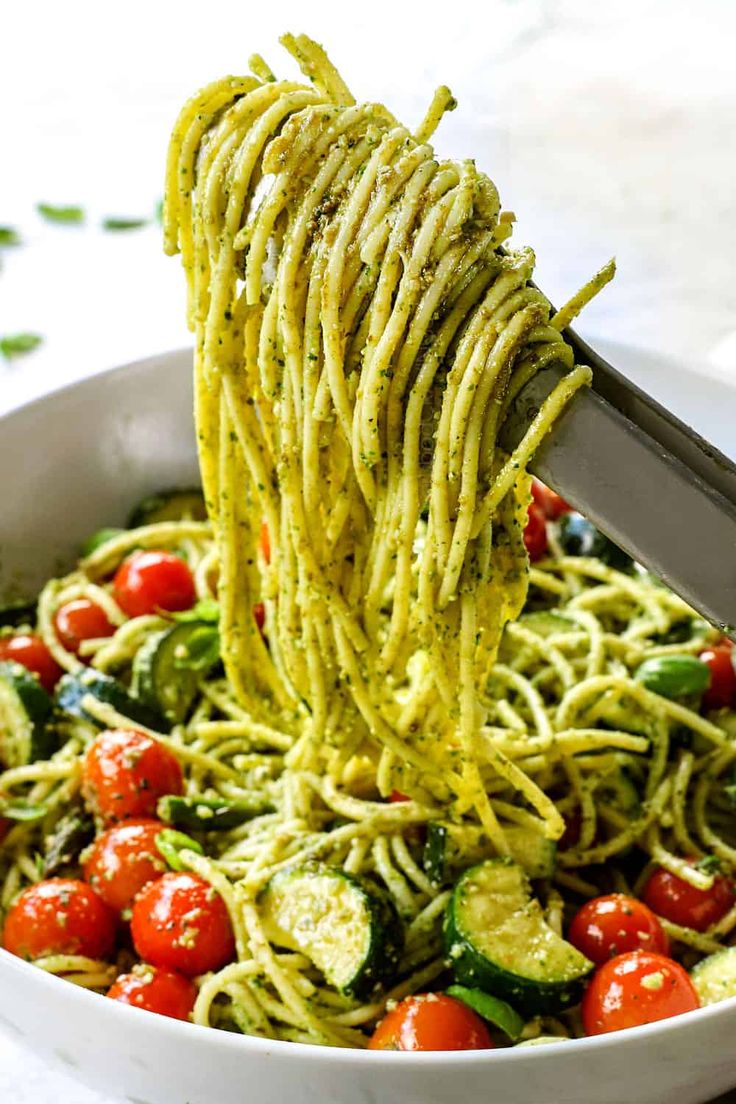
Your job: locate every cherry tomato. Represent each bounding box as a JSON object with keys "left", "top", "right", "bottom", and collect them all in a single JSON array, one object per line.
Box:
[
  {"left": 82, "top": 729, "right": 184, "bottom": 823},
  {"left": 260, "top": 521, "right": 271, "bottom": 565},
  {"left": 699, "top": 645, "right": 736, "bottom": 711},
  {"left": 54, "top": 598, "right": 116, "bottom": 658},
  {"left": 523, "top": 502, "right": 548, "bottom": 562},
  {"left": 642, "top": 864, "right": 734, "bottom": 932},
  {"left": 0, "top": 634, "right": 62, "bottom": 693},
  {"left": 130, "top": 872, "right": 235, "bottom": 976},
  {"left": 2, "top": 878, "right": 117, "bottom": 960},
  {"left": 569, "top": 894, "right": 669, "bottom": 964},
  {"left": 253, "top": 602, "right": 265, "bottom": 633},
  {"left": 532, "top": 478, "right": 572, "bottom": 519},
  {"left": 368, "top": 993, "right": 493, "bottom": 1051},
  {"left": 83, "top": 819, "right": 167, "bottom": 914},
  {"left": 389, "top": 790, "right": 410, "bottom": 803},
  {"left": 112, "top": 551, "right": 196, "bottom": 618},
  {"left": 582, "top": 950, "right": 699, "bottom": 1035},
  {"left": 107, "top": 965, "right": 196, "bottom": 1021}
]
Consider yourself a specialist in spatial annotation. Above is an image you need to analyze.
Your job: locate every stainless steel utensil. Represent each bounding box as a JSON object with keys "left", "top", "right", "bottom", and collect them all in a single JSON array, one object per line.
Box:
[{"left": 501, "top": 330, "right": 736, "bottom": 638}]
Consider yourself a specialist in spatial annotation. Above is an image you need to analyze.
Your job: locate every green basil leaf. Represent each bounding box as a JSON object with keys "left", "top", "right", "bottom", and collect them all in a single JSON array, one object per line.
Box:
[
  {"left": 0, "top": 226, "right": 21, "bottom": 246},
  {"left": 1, "top": 333, "right": 43, "bottom": 358},
  {"left": 102, "top": 216, "right": 148, "bottom": 231},
  {"left": 37, "top": 203, "right": 85, "bottom": 224}
]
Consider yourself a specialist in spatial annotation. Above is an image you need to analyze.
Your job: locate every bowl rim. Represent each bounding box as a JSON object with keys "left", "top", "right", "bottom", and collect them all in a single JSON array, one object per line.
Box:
[{"left": 2, "top": 346, "right": 736, "bottom": 1068}]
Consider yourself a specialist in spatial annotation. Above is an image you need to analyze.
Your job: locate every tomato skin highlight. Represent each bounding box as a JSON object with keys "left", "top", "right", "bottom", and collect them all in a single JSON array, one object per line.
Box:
[
  {"left": 368, "top": 993, "right": 494, "bottom": 1051},
  {"left": 568, "top": 894, "right": 669, "bottom": 964},
  {"left": 113, "top": 551, "right": 196, "bottom": 618},
  {"left": 523, "top": 502, "right": 548, "bottom": 562},
  {"left": 582, "top": 951, "right": 699, "bottom": 1036},
  {"left": 0, "top": 634, "right": 62, "bottom": 693},
  {"left": 531, "top": 478, "right": 571, "bottom": 520},
  {"left": 54, "top": 599, "right": 116, "bottom": 658},
  {"left": 107, "top": 965, "right": 196, "bottom": 1021},
  {"left": 699, "top": 645, "right": 736, "bottom": 711},
  {"left": 2, "top": 878, "right": 117, "bottom": 960},
  {"left": 642, "top": 865, "right": 734, "bottom": 932},
  {"left": 83, "top": 819, "right": 168, "bottom": 914},
  {"left": 82, "top": 729, "right": 184, "bottom": 824},
  {"left": 130, "top": 872, "right": 235, "bottom": 977}
]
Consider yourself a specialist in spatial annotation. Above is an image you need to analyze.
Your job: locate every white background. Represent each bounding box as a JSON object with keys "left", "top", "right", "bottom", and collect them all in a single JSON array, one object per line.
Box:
[{"left": 1, "top": 0, "right": 736, "bottom": 1100}]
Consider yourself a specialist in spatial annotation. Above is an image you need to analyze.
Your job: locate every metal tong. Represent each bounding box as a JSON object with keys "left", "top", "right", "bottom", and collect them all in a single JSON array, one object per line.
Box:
[{"left": 501, "top": 330, "right": 736, "bottom": 639}]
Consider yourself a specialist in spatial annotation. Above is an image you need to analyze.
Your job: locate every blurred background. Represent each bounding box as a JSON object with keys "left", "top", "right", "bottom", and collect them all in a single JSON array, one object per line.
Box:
[{"left": 1, "top": 0, "right": 736, "bottom": 1098}]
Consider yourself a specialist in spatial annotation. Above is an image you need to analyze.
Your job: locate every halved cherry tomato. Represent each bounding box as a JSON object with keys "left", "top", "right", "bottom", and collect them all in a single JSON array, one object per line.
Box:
[
  {"left": 107, "top": 965, "right": 196, "bottom": 1021},
  {"left": 368, "top": 993, "right": 493, "bottom": 1051},
  {"left": 699, "top": 645, "right": 736, "bottom": 711},
  {"left": 532, "top": 478, "right": 572, "bottom": 519},
  {"left": 642, "top": 864, "right": 734, "bottom": 932},
  {"left": 54, "top": 598, "right": 116, "bottom": 658},
  {"left": 259, "top": 521, "right": 271, "bottom": 565},
  {"left": 83, "top": 819, "right": 167, "bottom": 914},
  {"left": 130, "top": 872, "right": 235, "bottom": 977},
  {"left": 568, "top": 894, "right": 669, "bottom": 964},
  {"left": 582, "top": 950, "right": 699, "bottom": 1035},
  {"left": 113, "top": 551, "right": 195, "bottom": 618},
  {"left": 2, "top": 878, "right": 117, "bottom": 960},
  {"left": 82, "top": 729, "right": 184, "bottom": 823},
  {"left": 0, "top": 634, "right": 62, "bottom": 693},
  {"left": 523, "top": 502, "right": 548, "bottom": 562}
]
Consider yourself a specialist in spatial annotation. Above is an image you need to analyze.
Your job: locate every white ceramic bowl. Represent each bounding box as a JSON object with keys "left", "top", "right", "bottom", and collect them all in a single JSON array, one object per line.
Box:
[{"left": 1, "top": 346, "right": 735, "bottom": 1104}]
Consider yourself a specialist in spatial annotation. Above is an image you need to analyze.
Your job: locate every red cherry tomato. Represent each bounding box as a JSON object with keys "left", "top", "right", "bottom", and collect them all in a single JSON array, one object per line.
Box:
[
  {"left": 112, "top": 551, "right": 195, "bottom": 618},
  {"left": 642, "top": 864, "right": 734, "bottom": 932},
  {"left": 260, "top": 521, "right": 271, "bottom": 565},
  {"left": 130, "top": 872, "right": 235, "bottom": 977},
  {"left": 569, "top": 894, "right": 670, "bottom": 964},
  {"left": 699, "top": 645, "right": 736, "bottom": 711},
  {"left": 83, "top": 819, "right": 167, "bottom": 914},
  {"left": 54, "top": 599, "right": 116, "bottom": 658},
  {"left": 582, "top": 950, "right": 699, "bottom": 1035},
  {"left": 2, "top": 878, "right": 117, "bottom": 960},
  {"left": 523, "top": 502, "right": 548, "bottom": 562},
  {"left": 389, "top": 790, "right": 410, "bottom": 803},
  {"left": 532, "top": 478, "right": 572, "bottom": 519},
  {"left": 0, "top": 634, "right": 62, "bottom": 693},
  {"left": 368, "top": 993, "right": 493, "bottom": 1051},
  {"left": 107, "top": 965, "right": 196, "bottom": 1021},
  {"left": 82, "top": 729, "right": 184, "bottom": 824}
]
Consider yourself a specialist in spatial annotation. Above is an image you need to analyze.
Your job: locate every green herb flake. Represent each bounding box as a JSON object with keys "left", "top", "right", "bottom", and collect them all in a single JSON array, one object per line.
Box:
[
  {"left": 102, "top": 216, "right": 149, "bottom": 231},
  {"left": 37, "top": 203, "right": 85, "bottom": 224},
  {"left": 0, "top": 226, "right": 21, "bottom": 246},
  {"left": 0, "top": 333, "right": 43, "bottom": 359}
]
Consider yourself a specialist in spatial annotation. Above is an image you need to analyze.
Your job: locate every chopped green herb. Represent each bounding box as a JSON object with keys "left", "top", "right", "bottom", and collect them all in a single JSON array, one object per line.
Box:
[
  {"left": 696, "top": 854, "right": 722, "bottom": 875},
  {"left": 0, "top": 333, "right": 43, "bottom": 359},
  {"left": 102, "top": 216, "right": 148, "bottom": 231},
  {"left": 0, "top": 226, "right": 21, "bottom": 246},
  {"left": 37, "top": 203, "right": 85, "bottom": 224}
]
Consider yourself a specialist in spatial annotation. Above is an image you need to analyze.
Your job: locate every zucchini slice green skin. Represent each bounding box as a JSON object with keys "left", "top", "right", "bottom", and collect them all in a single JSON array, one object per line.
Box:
[
  {"left": 0, "top": 660, "right": 55, "bottom": 767},
  {"left": 445, "top": 984, "right": 525, "bottom": 1041},
  {"left": 443, "top": 859, "right": 592, "bottom": 1016},
  {"left": 131, "top": 621, "right": 218, "bottom": 726},
  {"left": 259, "top": 863, "right": 404, "bottom": 1000},
  {"left": 42, "top": 807, "right": 95, "bottom": 876},
  {"left": 691, "top": 946, "right": 736, "bottom": 1006},
  {"left": 55, "top": 668, "right": 169, "bottom": 733},
  {"left": 424, "top": 822, "right": 556, "bottom": 887},
  {"left": 128, "top": 488, "right": 207, "bottom": 528},
  {"left": 158, "top": 794, "right": 272, "bottom": 831}
]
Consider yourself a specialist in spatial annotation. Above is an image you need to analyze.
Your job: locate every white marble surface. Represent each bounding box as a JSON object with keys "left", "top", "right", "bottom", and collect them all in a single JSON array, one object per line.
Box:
[{"left": 1, "top": 0, "right": 736, "bottom": 1100}]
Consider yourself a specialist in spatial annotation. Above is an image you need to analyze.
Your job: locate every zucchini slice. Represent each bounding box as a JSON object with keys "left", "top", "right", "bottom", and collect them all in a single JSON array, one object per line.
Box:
[
  {"left": 424, "top": 822, "right": 556, "bottom": 887},
  {"left": 0, "top": 661, "right": 55, "bottom": 767},
  {"left": 158, "top": 794, "right": 272, "bottom": 831},
  {"left": 131, "top": 621, "right": 219, "bottom": 726},
  {"left": 55, "top": 668, "right": 169, "bottom": 733},
  {"left": 443, "top": 859, "right": 592, "bottom": 1015},
  {"left": 42, "top": 807, "right": 95, "bottom": 876},
  {"left": 691, "top": 947, "right": 736, "bottom": 1006},
  {"left": 259, "top": 864, "right": 404, "bottom": 999},
  {"left": 128, "top": 488, "right": 207, "bottom": 528}
]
